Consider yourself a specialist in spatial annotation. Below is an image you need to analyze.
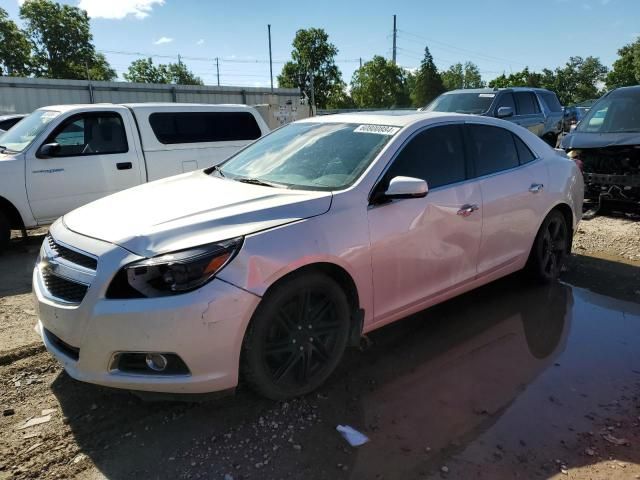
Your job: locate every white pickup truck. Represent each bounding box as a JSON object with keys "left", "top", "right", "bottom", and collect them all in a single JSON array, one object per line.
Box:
[{"left": 0, "top": 103, "right": 269, "bottom": 251}]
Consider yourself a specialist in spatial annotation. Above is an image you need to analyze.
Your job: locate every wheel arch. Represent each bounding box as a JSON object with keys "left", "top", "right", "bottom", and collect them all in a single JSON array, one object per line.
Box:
[
  {"left": 0, "top": 195, "right": 25, "bottom": 230},
  {"left": 252, "top": 262, "right": 364, "bottom": 345}
]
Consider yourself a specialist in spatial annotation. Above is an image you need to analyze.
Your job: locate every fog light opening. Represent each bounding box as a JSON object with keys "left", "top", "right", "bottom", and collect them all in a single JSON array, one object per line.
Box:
[{"left": 145, "top": 353, "right": 168, "bottom": 372}]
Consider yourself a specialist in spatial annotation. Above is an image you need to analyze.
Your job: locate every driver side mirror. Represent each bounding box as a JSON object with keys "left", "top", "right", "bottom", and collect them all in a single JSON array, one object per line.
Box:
[
  {"left": 384, "top": 176, "right": 428, "bottom": 199},
  {"left": 497, "top": 106, "right": 514, "bottom": 118},
  {"left": 38, "top": 142, "right": 61, "bottom": 158}
]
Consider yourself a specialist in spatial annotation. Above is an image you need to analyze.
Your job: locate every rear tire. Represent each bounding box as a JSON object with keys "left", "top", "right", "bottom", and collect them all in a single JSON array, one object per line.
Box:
[
  {"left": 0, "top": 211, "right": 10, "bottom": 253},
  {"left": 526, "top": 210, "right": 569, "bottom": 283},
  {"left": 241, "top": 273, "right": 351, "bottom": 400}
]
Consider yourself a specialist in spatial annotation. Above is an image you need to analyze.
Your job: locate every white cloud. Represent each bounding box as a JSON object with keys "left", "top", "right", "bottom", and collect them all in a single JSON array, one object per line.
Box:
[
  {"left": 76, "top": 0, "right": 164, "bottom": 19},
  {"left": 196, "top": 39, "right": 205, "bottom": 46},
  {"left": 153, "top": 36, "right": 173, "bottom": 45}
]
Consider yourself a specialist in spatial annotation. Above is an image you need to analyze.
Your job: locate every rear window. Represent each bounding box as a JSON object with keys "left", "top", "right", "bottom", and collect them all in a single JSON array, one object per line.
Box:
[
  {"left": 425, "top": 92, "right": 495, "bottom": 115},
  {"left": 540, "top": 92, "right": 562, "bottom": 112},
  {"left": 149, "top": 111, "right": 262, "bottom": 144}
]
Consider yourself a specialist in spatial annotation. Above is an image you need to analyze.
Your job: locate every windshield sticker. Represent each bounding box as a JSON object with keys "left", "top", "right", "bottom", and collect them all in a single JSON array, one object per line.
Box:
[
  {"left": 478, "top": 93, "right": 495, "bottom": 98},
  {"left": 354, "top": 125, "right": 400, "bottom": 135}
]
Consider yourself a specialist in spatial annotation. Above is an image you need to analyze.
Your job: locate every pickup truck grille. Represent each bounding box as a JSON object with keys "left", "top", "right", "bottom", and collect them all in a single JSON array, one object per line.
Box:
[
  {"left": 42, "top": 270, "right": 88, "bottom": 304},
  {"left": 46, "top": 235, "right": 98, "bottom": 270}
]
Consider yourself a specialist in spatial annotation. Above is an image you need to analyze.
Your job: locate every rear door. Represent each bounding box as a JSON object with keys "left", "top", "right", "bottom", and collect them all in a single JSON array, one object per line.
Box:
[
  {"left": 513, "top": 92, "right": 545, "bottom": 136},
  {"left": 26, "top": 109, "right": 143, "bottom": 223},
  {"left": 367, "top": 124, "right": 483, "bottom": 323},
  {"left": 466, "top": 123, "right": 549, "bottom": 275}
]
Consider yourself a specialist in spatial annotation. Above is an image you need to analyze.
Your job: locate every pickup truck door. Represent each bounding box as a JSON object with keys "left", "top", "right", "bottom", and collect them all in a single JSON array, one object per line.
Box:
[
  {"left": 513, "top": 92, "right": 545, "bottom": 137},
  {"left": 25, "top": 109, "right": 144, "bottom": 223}
]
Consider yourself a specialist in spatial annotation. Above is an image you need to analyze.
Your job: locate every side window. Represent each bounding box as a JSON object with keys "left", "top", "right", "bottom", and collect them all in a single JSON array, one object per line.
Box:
[
  {"left": 149, "top": 112, "right": 262, "bottom": 144},
  {"left": 541, "top": 92, "right": 562, "bottom": 112},
  {"left": 384, "top": 125, "right": 467, "bottom": 189},
  {"left": 468, "top": 124, "right": 519, "bottom": 176},
  {"left": 495, "top": 92, "right": 516, "bottom": 113},
  {"left": 46, "top": 113, "right": 128, "bottom": 156},
  {"left": 513, "top": 134, "right": 536, "bottom": 164},
  {"left": 514, "top": 92, "right": 538, "bottom": 115}
]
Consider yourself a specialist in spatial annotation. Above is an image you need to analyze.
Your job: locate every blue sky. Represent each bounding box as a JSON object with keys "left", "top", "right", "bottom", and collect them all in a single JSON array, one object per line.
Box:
[{"left": 2, "top": 0, "right": 639, "bottom": 87}]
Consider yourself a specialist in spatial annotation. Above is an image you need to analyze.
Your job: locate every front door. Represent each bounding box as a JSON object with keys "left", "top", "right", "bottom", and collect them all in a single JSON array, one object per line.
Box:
[
  {"left": 513, "top": 91, "right": 545, "bottom": 136},
  {"left": 367, "top": 124, "right": 483, "bottom": 324},
  {"left": 26, "top": 110, "right": 142, "bottom": 223}
]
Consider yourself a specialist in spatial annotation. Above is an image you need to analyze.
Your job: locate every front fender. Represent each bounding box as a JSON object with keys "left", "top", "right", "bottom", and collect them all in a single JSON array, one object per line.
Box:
[{"left": 217, "top": 201, "right": 375, "bottom": 324}]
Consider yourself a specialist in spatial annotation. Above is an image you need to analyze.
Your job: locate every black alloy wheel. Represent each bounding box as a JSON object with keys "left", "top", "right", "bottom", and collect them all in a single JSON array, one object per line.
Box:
[{"left": 241, "top": 273, "right": 350, "bottom": 400}]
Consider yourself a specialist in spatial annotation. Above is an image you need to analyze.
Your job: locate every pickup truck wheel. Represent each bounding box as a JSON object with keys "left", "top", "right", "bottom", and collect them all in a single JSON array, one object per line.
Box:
[
  {"left": 526, "top": 210, "right": 568, "bottom": 283},
  {"left": 0, "top": 211, "right": 10, "bottom": 253},
  {"left": 241, "top": 273, "right": 351, "bottom": 400}
]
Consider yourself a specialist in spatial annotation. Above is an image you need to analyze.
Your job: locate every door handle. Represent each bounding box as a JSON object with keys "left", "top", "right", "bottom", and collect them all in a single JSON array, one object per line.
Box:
[
  {"left": 457, "top": 204, "right": 479, "bottom": 217},
  {"left": 116, "top": 162, "right": 132, "bottom": 170},
  {"left": 529, "top": 183, "right": 544, "bottom": 194}
]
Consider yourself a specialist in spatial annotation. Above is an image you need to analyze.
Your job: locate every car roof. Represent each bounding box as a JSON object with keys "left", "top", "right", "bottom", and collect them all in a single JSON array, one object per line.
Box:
[
  {"left": 298, "top": 111, "right": 468, "bottom": 127},
  {"left": 36, "top": 103, "right": 257, "bottom": 113},
  {"left": 442, "top": 87, "right": 555, "bottom": 95}
]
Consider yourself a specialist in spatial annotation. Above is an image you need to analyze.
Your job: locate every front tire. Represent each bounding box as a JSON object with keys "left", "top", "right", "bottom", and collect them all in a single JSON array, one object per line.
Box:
[
  {"left": 527, "top": 210, "right": 569, "bottom": 283},
  {"left": 241, "top": 273, "right": 351, "bottom": 400}
]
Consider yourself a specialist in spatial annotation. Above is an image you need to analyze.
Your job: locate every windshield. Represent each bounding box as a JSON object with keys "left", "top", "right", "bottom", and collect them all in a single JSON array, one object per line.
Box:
[
  {"left": 424, "top": 92, "right": 495, "bottom": 114},
  {"left": 0, "top": 110, "right": 61, "bottom": 153},
  {"left": 218, "top": 122, "right": 398, "bottom": 190},
  {"left": 577, "top": 90, "right": 640, "bottom": 133}
]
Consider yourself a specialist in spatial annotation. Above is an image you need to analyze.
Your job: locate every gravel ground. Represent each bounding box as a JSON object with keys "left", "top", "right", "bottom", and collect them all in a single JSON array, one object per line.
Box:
[{"left": 573, "top": 214, "right": 640, "bottom": 263}]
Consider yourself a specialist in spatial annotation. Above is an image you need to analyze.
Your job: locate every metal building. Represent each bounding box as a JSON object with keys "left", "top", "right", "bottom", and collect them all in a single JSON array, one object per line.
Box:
[{"left": 0, "top": 77, "right": 310, "bottom": 129}]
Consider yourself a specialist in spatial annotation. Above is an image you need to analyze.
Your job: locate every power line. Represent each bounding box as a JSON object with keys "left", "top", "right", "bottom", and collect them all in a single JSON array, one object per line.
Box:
[{"left": 397, "top": 29, "right": 544, "bottom": 70}]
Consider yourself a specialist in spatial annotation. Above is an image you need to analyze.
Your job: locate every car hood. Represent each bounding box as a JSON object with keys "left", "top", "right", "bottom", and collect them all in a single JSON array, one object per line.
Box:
[
  {"left": 63, "top": 171, "right": 333, "bottom": 257},
  {"left": 561, "top": 131, "right": 640, "bottom": 149}
]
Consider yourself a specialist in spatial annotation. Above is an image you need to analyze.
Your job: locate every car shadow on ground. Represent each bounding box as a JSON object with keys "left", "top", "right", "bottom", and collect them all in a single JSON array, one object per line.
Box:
[
  {"left": 46, "top": 266, "right": 640, "bottom": 480},
  {"left": 0, "top": 235, "right": 43, "bottom": 297}
]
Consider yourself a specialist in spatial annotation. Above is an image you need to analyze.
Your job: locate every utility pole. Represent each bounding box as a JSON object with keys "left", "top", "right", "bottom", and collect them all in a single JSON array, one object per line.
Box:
[
  {"left": 392, "top": 14, "right": 397, "bottom": 65},
  {"left": 309, "top": 72, "right": 315, "bottom": 116},
  {"left": 359, "top": 57, "right": 362, "bottom": 69},
  {"left": 268, "top": 24, "right": 274, "bottom": 92},
  {"left": 215, "top": 57, "right": 220, "bottom": 86},
  {"left": 178, "top": 53, "right": 182, "bottom": 67}
]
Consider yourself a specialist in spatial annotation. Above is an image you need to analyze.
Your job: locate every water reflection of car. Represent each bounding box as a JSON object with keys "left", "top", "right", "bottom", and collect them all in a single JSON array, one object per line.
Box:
[
  {"left": 347, "top": 281, "right": 572, "bottom": 479},
  {"left": 560, "top": 86, "right": 640, "bottom": 215},
  {"left": 422, "top": 87, "right": 564, "bottom": 146}
]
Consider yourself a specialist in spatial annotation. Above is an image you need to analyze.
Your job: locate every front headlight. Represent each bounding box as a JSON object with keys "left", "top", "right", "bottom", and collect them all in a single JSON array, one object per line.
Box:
[{"left": 107, "top": 237, "right": 243, "bottom": 298}]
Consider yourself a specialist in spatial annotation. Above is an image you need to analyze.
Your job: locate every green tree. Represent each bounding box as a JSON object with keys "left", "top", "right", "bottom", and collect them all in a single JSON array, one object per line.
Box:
[
  {"left": 124, "top": 57, "right": 203, "bottom": 85},
  {"left": 19, "top": 0, "right": 115, "bottom": 80},
  {"left": 277, "top": 28, "right": 345, "bottom": 109},
  {"left": 411, "top": 46, "right": 445, "bottom": 107},
  {"left": 442, "top": 62, "right": 484, "bottom": 90},
  {"left": 606, "top": 39, "right": 640, "bottom": 89},
  {"left": 488, "top": 67, "right": 543, "bottom": 88},
  {"left": 0, "top": 7, "right": 31, "bottom": 76},
  {"left": 350, "top": 55, "right": 410, "bottom": 108},
  {"left": 547, "top": 56, "right": 607, "bottom": 105}
]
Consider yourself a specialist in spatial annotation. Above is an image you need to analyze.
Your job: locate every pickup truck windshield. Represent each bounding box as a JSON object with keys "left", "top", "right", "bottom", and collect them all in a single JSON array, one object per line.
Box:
[
  {"left": 424, "top": 92, "right": 494, "bottom": 114},
  {"left": 0, "top": 110, "right": 61, "bottom": 153},
  {"left": 218, "top": 122, "right": 398, "bottom": 190}
]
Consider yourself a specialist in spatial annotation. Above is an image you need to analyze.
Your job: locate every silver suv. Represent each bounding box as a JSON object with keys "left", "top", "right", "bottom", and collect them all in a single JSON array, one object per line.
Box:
[{"left": 423, "top": 87, "right": 564, "bottom": 146}]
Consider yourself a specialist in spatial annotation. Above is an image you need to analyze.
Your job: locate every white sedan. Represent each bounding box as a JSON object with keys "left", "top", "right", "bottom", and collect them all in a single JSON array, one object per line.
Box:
[{"left": 34, "top": 112, "right": 583, "bottom": 400}]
